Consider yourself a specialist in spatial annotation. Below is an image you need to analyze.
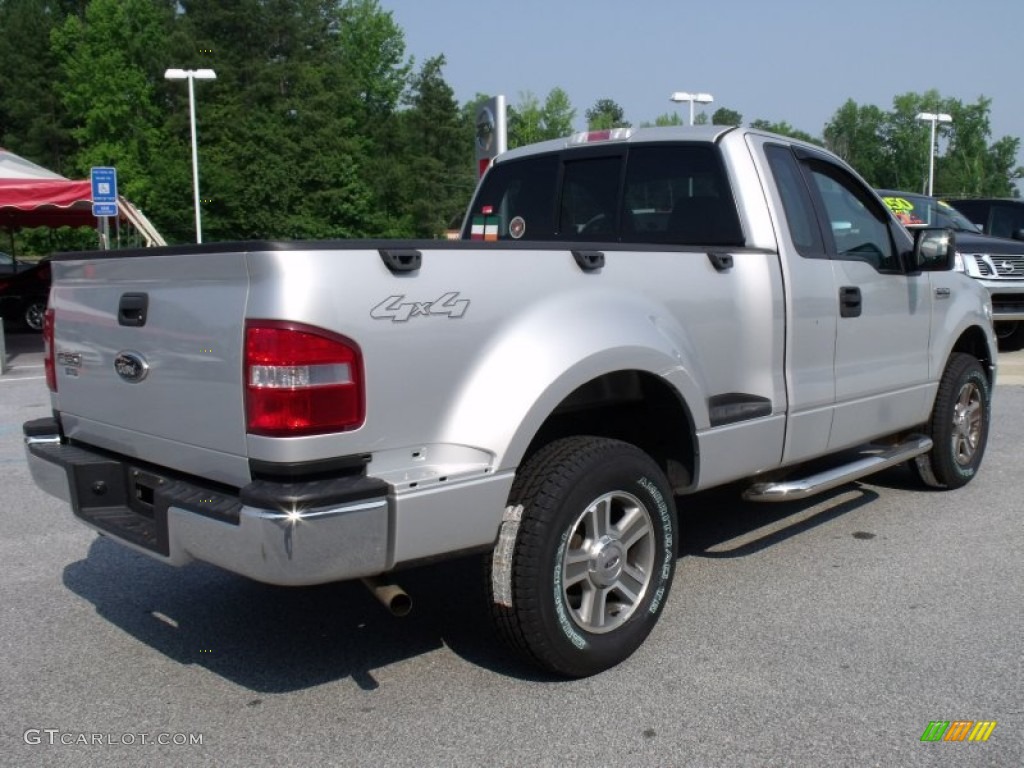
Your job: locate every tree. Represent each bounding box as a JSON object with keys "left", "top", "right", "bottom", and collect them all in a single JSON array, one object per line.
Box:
[
  {"left": 750, "top": 119, "right": 821, "bottom": 145},
  {"left": 823, "top": 91, "right": 1022, "bottom": 195},
  {"left": 507, "top": 91, "right": 544, "bottom": 148},
  {"left": 711, "top": 107, "right": 743, "bottom": 126},
  {"left": 540, "top": 88, "right": 576, "bottom": 138},
  {"left": 51, "top": 0, "right": 178, "bottom": 210},
  {"left": 0, "top": 0, "right": 83, "bottom": 175},
  {"left": 585, "top": 98, "right": 629, "bottom": 130},
  {"left": 398, "top": 55, "right": 476, "bottom": 236},
  {"left": 642, "top": 113, "right": 683, "bottom": 127},
  {"left": 936, "top": 96, "right": 1022, "bottom": 197},
  {"left": 169, "top": 0, "right": 411, "bottom": 240},
  {"left": 823, "top": 99, "right": 887, "bottom": 184},
  {"left": 509, "top": 88, "right": 577, "bottom": 148}
]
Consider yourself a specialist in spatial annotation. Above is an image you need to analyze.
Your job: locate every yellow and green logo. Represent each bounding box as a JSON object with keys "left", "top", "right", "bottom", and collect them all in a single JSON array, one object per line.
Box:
[{"left": 921, "top": 721, "right": 997, "bottom": 742}]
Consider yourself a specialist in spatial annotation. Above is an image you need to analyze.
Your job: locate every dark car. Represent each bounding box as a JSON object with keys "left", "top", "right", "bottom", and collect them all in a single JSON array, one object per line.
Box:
[
  {"left": 0, "top": 251, "right": 34, "bottom": 275},
  {"left": 945, "top": 198, "right": 1024, "bottom": 242},
  {"left": 880, "top": 190, "right": 1024, "bottom": 350},
  {"left": 0, "top": 258, "right": 50, "bottom": 332}
]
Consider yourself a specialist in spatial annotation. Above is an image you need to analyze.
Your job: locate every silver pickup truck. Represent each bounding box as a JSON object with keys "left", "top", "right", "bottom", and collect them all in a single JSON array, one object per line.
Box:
[{"left": 24, "top": 126, "right": 996, "bottom": 677}]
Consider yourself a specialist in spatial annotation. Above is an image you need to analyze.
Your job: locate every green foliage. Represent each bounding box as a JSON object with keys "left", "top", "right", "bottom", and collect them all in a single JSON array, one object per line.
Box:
[
  {"left": 2, "top": 1, "right": 1021, "bottom": 250},
  {"left": 640, "top": 113, "right": 684, "bottom": 128},
  {"left": 51, "top": 0, "right": 177, "bottom": 207},
  {"left": 711, "top": 107, "right": 743, "bottom": 126},
  {"left": 585, "top": 98, "right": 629, "bottom": 130},
  {"left": 750, "top": 119, "right": 821, "bottom": 146},
  {"left": 0, "top": 0, "right": 80, "bottom": 175},
  {"left": 508, "top": 88, "right": 577, "bottom": 148},
  {"left": 823, "top": 91, "right": 1022, "bottom": 196}
]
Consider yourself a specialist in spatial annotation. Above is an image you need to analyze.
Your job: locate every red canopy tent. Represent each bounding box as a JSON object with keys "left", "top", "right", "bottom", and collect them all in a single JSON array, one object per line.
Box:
[{"left": 0, "top": 148, "right": 165, "bottom": 246}]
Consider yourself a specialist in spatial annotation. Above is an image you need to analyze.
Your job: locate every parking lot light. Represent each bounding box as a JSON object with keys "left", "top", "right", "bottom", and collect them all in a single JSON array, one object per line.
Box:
[
  {"left": 165, "top": 68, "right": 217, "bottom": 243},
  {"left": 670, "top": 91, "right": 714, "bottom": 126},
  {"left": 916, "top": 111, "right": 952, "bottom": 197}
]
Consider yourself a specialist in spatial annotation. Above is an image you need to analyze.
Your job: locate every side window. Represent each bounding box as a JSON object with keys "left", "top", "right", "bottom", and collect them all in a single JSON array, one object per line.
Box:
[
  {"left": 808, "top": 165, "right": 900, "bottom": 272},
  {"left": 991, "top": 204, "right": 1024, "bottom": 239},
  {"left": 463, "top": 155, "right": 558, "bottom": 241},
  {"left": 558, "top": 156, "right": 621, "bottom": 240},
  {"left": 622, "top": 145, "right": 743, "bottom": 246},
  {"left": 764, "top": 144, "right": 825, "bottom": 258}
]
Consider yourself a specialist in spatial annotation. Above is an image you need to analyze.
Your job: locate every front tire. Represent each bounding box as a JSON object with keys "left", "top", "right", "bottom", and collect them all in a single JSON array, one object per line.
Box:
[
  {"left": 488, "top": 436, "right": 678, "bottom": 677},
  {"left": 912, "top": 353, "right": 990, "bottom": 489},
  {"left": 995, "top": 321, "right": 1024, "bottom": 352}
]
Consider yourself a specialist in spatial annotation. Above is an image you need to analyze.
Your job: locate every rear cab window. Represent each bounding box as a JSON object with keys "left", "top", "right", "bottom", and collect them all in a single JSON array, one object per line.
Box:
[{"left": 464, "top": 143, "right": 744, "bottom": 247}]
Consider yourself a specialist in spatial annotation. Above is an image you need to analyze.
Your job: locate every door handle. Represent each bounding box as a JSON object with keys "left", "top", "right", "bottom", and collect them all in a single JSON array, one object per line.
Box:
[{"left": 839, "top": 286, "right": 861, "bottom": 318}]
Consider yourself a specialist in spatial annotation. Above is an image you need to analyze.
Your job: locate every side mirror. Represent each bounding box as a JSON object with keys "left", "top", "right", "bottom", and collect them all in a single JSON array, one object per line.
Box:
[
  {"left": 1013, "top": 229, "right": 1024, "bottom": 242},
  {"left": 910, "top": 227, "right": 956, "bottom": 272}
]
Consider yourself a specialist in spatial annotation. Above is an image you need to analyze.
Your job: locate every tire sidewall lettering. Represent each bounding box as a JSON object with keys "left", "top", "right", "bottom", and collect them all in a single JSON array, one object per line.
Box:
[
  {"left": 552, "top": 530, "right": 588, "bottom": 649},
  {"left": 636, "top": 475, "right": 675, "bottom": 615}
]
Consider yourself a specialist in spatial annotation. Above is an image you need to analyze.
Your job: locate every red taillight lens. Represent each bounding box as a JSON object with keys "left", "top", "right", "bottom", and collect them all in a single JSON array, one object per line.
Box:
[
  {"left": 43, "top": 308, "right": 56, "bottom": 392},
  {"left": 244, "top": 321, "right": 364, "bottom": 436}
]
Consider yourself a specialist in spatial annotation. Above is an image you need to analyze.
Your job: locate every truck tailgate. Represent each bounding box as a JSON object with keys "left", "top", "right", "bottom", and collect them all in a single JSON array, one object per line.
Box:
[{"left": 50, "top": 250, "right": 251, "bottom": 486}]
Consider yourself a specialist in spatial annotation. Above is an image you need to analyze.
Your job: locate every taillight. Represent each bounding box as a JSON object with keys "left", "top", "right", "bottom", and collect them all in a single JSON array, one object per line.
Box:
[
  {"left": 244, "top": 320, "right": 364, "bottom": 436},
  {"left": 43, "top": 308, "right": 56, "bottom": 392}
]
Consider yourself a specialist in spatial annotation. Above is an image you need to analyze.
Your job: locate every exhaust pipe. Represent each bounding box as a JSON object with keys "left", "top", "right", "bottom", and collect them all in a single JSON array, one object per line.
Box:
[{"left": 361, "top": 576, "right": 412, "bottom": 617}]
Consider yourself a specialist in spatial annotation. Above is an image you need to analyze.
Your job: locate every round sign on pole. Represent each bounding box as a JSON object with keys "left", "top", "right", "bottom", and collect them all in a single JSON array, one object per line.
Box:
[
  {"left": 474, "top": 95, "right": 506, "bottom": 178},
  {"left": 476, "top": 106, "right": 496, "bottom": 153}
]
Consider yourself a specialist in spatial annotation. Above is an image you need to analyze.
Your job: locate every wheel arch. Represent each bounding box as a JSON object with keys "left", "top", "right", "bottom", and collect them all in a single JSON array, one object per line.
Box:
[
  {"left": 517, "top": 368, "right": 700, "bottom": 493},
  {"left": 949, "top": 324, "right": 996, "bottom": 386}
]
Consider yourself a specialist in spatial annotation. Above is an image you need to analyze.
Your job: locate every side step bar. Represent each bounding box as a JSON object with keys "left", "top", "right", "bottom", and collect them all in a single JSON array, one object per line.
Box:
[{"left": 743, "top": 435, "right": 933, "bottom": 502}]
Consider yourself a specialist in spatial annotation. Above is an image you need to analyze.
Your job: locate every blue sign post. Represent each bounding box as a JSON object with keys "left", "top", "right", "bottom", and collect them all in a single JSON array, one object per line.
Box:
[{"left": 90, "top": 167, "right": 118, "bottom": 217}]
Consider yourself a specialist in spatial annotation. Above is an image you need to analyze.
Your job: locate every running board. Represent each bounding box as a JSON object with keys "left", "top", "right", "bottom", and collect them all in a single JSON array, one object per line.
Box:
[{"left": 743, "top": 435, "right": 933, "bottom": 502}]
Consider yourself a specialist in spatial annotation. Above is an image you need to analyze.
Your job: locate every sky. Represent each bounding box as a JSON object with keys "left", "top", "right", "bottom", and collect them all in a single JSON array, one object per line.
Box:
[{"left": 380, "top": 0, "right": 1023, "bottom": 172}]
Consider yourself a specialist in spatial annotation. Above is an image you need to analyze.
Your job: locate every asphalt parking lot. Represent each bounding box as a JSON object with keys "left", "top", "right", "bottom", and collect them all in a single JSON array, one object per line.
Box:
[{"left": 1, "top": 330, "right": 1021, "bottom": 767}]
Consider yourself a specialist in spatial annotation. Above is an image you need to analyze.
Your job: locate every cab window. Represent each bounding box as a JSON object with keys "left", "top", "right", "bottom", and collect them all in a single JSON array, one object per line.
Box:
[
  {"left": 808, "top": 165, "right": 900, "bottom": 272},
  {"left": 623, "top": 145, "right": 743, "bottom": 246},
  {"left": 463, "top": 155, "right": 558, "bottom": 241}
]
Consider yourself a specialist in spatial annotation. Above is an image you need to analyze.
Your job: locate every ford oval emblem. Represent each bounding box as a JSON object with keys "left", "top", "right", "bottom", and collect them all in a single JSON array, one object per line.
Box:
[{"left": 114, "top": 351, "right": 149, "bottom": 383}]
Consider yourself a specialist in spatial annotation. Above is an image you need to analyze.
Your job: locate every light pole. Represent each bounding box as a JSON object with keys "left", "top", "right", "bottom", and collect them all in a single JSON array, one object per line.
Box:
[
  {"left": 915, "top": 111, "right": 951, "bottom": 197},
  {"left": 670, "top": 91, "right": 714, "bottom": 125},
  {"left": 165, "top": 68, "right": 217, "bottom": 243}
]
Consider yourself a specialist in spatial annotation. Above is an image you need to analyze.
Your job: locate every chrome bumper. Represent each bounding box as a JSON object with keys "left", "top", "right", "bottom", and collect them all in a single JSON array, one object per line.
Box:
[{"left": 24, "top": 420, "right": 389, "bottom": 586}]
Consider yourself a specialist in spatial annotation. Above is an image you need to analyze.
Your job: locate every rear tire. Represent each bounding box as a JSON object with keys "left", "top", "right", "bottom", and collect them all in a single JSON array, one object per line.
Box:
[
  {"left": 912, "top": 353, "right": 990, "bottom": 489},
  {"left": 488, "top": 436, "right": 678, "bottom": 677},
  {"left": 23, "top": 300, "right": 46, "bottom": 332}
]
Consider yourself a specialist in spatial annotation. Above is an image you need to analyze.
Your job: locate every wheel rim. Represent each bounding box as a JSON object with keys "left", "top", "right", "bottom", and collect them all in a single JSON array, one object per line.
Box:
[
  {"left": 25, "top": 302, "right": 45, "bottom": 331},
  {"left": 561, "top": 491, "right": 656, "bottom": 634},
  {"left": 951, "top": 380, "right": 984, "bottom": 466}
]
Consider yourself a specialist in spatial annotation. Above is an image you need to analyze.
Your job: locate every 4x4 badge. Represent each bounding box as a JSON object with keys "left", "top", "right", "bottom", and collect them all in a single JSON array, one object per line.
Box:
[{"left": 370, "top": 292, "right": 470, "bottom": 323}]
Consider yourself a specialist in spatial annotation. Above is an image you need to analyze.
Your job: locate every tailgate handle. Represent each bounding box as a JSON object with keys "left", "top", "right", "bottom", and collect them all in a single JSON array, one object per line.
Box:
[
  {"left": 379, "top": 249, "right": 422, "bottom": 273},
  {"left": 572, "top": 250, "right": 605, "bottom": 272},
  {"left": 707, "top": 252, "right": 734, "bottom": 272},
  {"left": 118, "top": 293, "right": 149, "bottom": 327}
]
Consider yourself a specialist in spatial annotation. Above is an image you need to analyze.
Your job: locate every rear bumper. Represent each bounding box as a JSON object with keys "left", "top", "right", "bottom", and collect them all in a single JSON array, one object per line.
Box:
[{"left": 24, "top": 418, "right": 389, "bottom": 586}]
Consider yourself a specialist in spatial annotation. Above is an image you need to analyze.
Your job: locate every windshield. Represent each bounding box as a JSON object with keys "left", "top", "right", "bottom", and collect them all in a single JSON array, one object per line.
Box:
[{"left": 879, "top": 192, "right": 979, "bottom": 232}]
